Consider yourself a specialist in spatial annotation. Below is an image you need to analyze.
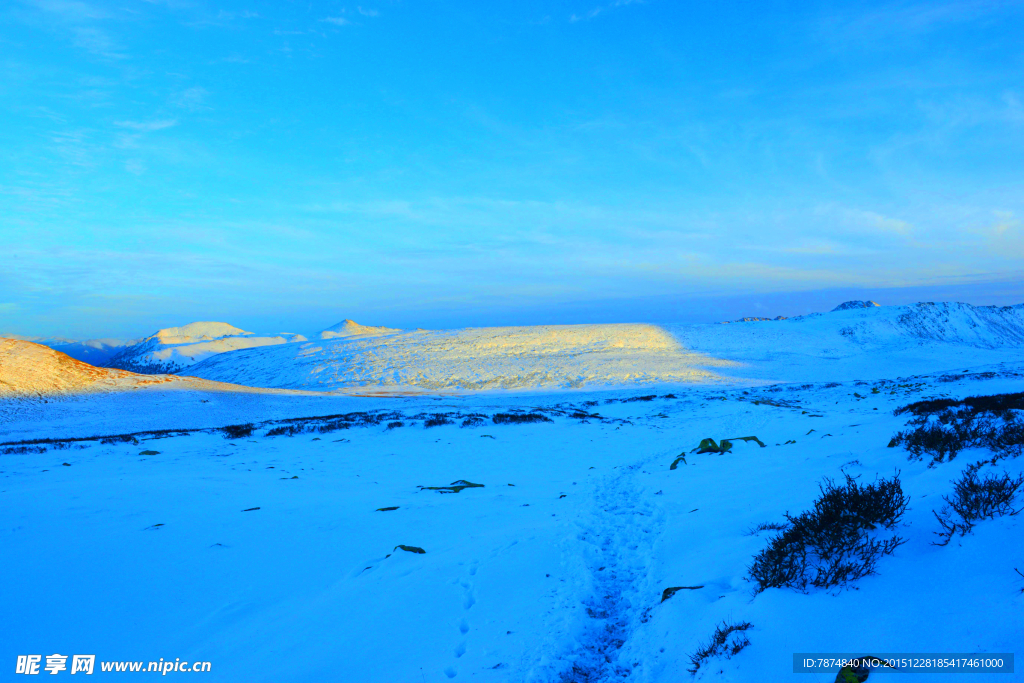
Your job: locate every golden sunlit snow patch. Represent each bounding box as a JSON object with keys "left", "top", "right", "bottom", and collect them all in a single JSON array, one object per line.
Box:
[
  {"left": 189, "top": 323, "right": 744, "bottom": 391},
  {"left": 0, "top": 338, "right": 332, "bottom": 398},
  {"left": 0, "top": 338, "right": 179, "bottom": 396}
]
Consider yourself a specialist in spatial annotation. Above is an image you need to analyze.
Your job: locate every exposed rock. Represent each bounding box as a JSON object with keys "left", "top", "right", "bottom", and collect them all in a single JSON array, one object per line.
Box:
[
  {"left": 720, "top": 316, "right": 787, "bottom": 324},
  {"left": 661, "top": 585, "right": 704, "bottom": 602},
  {"left": 832, "top": 300, "right": 881, "bottom": 312},
  {"left": 394, "top": 545, "right": 426, "bottom": 554}
]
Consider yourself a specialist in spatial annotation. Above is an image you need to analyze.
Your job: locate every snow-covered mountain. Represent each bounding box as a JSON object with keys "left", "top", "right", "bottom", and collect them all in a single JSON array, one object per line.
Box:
[
  {"left": 10, "top": 301, "right": 1024, "bottom": 393},
  {"left": 831, "top": 299, "right": 880, "bottom": 311},
  {"left": 103, "top": 322, "right": 307, "bottom": 375},
  {"left": 181, "top": 301, "right": 1024, "bottom": 392},
  {"left": 186, "top": 322, "right": 739, "bottom": 391},
  {"left": 664, "top": 300, "right": 1024, "bottom": 383},
  {"left": 0, "top": 338, "right": 178, "bottom": 396},
  {"left": 0, "top": 335, "right": 132, "bottom": 366},
  {"left": 319, "top": 319, "right": 402, "bottom": 339}
]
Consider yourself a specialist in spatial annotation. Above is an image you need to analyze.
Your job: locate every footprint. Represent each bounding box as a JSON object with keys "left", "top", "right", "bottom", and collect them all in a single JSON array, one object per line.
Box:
[
  {"left": 458, "top": 617, "right": 469, "bottom": 635},
  {"left": 463, "top": 592, "right": 476, "bottom": 610},
  {"left": 454, "top": 641, "right": 466, "bottom": 658},
  {"left": 443, "top": 665, "right": 457, "bottom": 678}
]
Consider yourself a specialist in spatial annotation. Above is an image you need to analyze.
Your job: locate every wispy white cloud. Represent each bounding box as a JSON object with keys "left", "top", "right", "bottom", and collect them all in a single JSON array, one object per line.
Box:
[
  {"left": 570, "top": 0, "right": 644, "bottom": 23},
  {"left": 114, "top": 119, "right": 178, "bottom": 132},
  {"left": 861, "top": 211, "right": 913, "bottom": 236},
  {"left": 1003, "top": 91, "right": 1024, "bottom": 123},
  {"left": 183, "top": 8, "right": 261, "bottom": 28},
  {"left": 322, "top": 16, "right": 352, "bottom": 26},
  {"left": 818, "top": 0, "right": 1023, "bottom": 45},
  {"left": 171, "top": 86, "right": 209, "bottom": 111},
  {"left": 357, "top": 6, "right": 379, "bottom": 17},
  {"left": 124, "top": 159, "right": 146, "bottom": 175},
  {"left": 989, "top": 210, "right": 1019, "bottom": 236},
  {"left": 22, "top": 0, "right": 128, "bottom": 58},
  {"left": 27, "top": 0, "right": 110, "bottom": 22}
]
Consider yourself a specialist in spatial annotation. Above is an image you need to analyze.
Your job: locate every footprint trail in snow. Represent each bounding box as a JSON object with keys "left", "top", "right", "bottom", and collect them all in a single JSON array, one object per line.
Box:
[{"left": 555, "top": 462, "right": 664, "bottom": 681}]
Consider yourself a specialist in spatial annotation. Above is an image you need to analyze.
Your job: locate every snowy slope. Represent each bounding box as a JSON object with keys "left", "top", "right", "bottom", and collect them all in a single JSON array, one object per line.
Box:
[
  {"left": 187, "top": 323, "right": 743, "bottom": 392},
  {"left": 0, "top": 338, "right": 329, "bottom": 404},
  {"left": 1, "top": 366, "right": 1021, "bottom": 682},
  {"left": 0, "top": 338, "right": 179, "bottom": 396},
  {"left": 104, "top": 322, "right": 306, "bottom": 375},
  {"left": 184, "top": 302, "right": 1024, "bottom": 392},
  {"left": 668, "top": 301, "right": 1024, "bottom": 383},
  {"left": 319, "top": 319, "right": 402, "bottom": 339},
  {"left": 0, "top": 335, "right": 132, "bottom": 366}
]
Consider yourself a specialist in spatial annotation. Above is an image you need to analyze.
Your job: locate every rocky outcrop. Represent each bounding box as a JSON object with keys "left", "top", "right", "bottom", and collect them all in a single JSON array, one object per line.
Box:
[{"left": 832, "top": 300, "right": 881, "bottom": 312}]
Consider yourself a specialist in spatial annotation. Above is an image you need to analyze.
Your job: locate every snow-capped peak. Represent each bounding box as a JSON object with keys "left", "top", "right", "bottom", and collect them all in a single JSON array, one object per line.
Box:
[
  {"left": 319, "top": 319, "right": 402, "bottom": 340},
  {"left": 153, "top": 322, "right": 251, "bottom": 345},
  {"left": 832, "top": 300, "right": 881, "bottom": 312}
]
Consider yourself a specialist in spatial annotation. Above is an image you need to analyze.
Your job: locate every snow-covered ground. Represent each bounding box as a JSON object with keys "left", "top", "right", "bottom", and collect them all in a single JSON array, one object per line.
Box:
[
  {"left": 187, "top": 322, "right": 741, "bottom": 392},
  {"left": 2, "top": 302, "right": 1022, "bottom": 682},
  {"left": 2, "top": 365, "right": 1021, "bottom": 681},
  {"left": 183, "top": 302, "right": 1024, "bottom": 392}
]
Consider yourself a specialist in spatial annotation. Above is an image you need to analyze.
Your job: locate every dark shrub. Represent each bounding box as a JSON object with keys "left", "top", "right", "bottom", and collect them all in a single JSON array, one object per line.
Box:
[
  {"left": 933, "top": 466, "right": 1024, "bottom": 545},
  {"left": 687, "top": 621, "right": 753, "bottom": 675},
  {"left": 266, "top": 424, "right": 307, "bottom": 437},
  {"left": 386, "top": 421, "right": 404, "bottom": 430},
  {"left": 100, "top": 434, "right": 140, "bottom": 445},
  {"left": 744, "top": 521, "right": 788, "bottom": 536},
  {"left": 890, "top": 391, "right": 1024, "bottom": 463},
  {"left": 221, "top": 423, "right": 254, "bottom": 439},
  {"left": 895, "top": 392, "right": 1024, "bottom": 417},
  {"left": 748, "top": 473, "right": 908, "bottom": 592},
  {"left": 1, "top": 445, "right": 47, "bottom": 455},
  {"left": 424, "top": 414, "right": 454, "bottom": 428},
  {"left": 103, "top": 357, "right": 184, "bottom": 375},
  {"left": 492, "top": 412, "right": 553, "bottom": 425},
  {"left": 316, "top": 420, "right": 351, "bottom": 434}
]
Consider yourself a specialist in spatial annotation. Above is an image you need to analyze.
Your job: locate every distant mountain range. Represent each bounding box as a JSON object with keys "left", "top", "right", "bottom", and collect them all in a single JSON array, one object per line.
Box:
[
  {"left": 184, "top": 301, "right": 1024, "bottom": 391},
  {"left": 6, "top": 300, "right": 1024, "bottom": 392},
  {"left": 100, "top": 322, "right": 308, "bottom": 374},
  {"left": 720, "top": 300, "right": 880, "bottom": 323}
]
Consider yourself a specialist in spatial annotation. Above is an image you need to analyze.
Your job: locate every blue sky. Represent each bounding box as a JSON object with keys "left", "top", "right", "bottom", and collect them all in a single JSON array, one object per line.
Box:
[{"left": 2, "top": 0, "right": 1024, "bottom": 339}]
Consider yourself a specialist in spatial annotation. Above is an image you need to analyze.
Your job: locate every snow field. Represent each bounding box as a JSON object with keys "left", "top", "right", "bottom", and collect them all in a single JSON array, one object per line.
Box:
[
  {"left": 1, "top": 366, "right": 1022, "bottom": 681},
  {"left": 186, "top": 323, "right": 739, "bottom": 392}
]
